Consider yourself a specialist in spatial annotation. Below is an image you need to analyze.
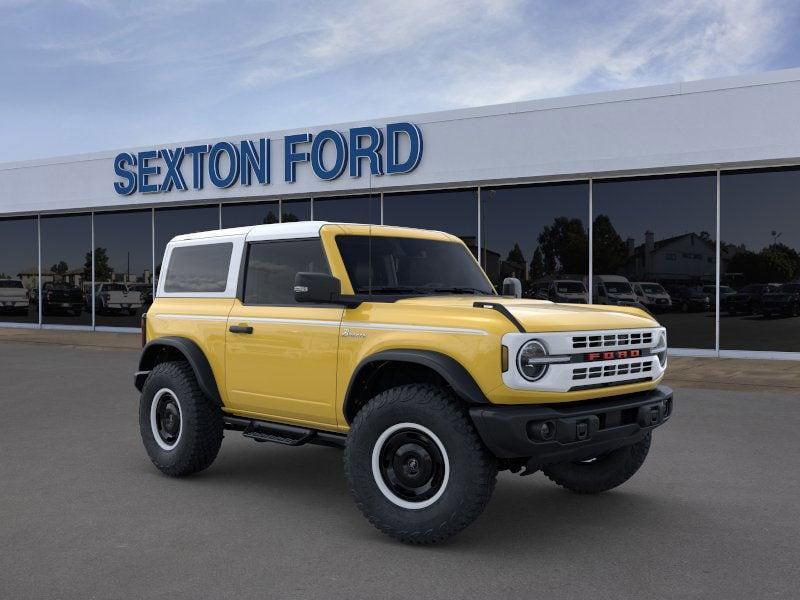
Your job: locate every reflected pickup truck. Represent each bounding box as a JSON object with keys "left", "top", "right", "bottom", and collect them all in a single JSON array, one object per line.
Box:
[
  {"left": 0, "top": 279, "right": 29, "bottom": 315},
  {"left": 134, "top": 222, "right": 672, "bottom": 544}
]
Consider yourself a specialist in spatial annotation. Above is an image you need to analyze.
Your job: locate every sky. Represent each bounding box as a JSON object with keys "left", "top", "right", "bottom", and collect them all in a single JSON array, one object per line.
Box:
[{"left": 1, "top": 0, "right": 799, "bottom": 163}]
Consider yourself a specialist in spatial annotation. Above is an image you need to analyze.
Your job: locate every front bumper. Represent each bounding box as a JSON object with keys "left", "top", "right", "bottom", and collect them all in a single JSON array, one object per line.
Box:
[{"left": 470, "top": 386, "right": 673, "bottom": 468}]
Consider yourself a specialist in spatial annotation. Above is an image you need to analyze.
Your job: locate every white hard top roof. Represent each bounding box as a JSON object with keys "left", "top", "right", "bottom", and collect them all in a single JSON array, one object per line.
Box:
[{"left": 171, "top": 221, "right": 331, "bottom": 243}]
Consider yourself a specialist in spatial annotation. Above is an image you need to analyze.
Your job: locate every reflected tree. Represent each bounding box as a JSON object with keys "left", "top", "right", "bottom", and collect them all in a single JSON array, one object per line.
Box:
[
  {"left": 592, "top": 214, "right": 628, "bottom": 274},
  {"left": 51, "top": 261, "right": 68, "bottom": 275},
  {"left": 535, "top": 217, "right": 588, "bottom": 275},
  {"left": 84, "top": 247, "right": 113, "bottom": 282}
]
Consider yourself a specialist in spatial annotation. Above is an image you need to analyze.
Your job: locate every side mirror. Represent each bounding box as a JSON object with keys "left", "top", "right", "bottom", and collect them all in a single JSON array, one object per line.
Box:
[
  {"left": 502, "top": 277, "right": 522, "bottom": 298},
  {"left": 294, "top": 272, "right": 342, "bottom": 304}
]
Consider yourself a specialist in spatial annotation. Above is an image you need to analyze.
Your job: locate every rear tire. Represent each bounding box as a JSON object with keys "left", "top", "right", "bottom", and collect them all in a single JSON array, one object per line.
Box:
[
  {"left": 139, "top": 361, "right": 223, "bottom": 476},
  {"left": 542, "top": 433, "right": 651, "bottom": 494},
  {"left": 344, "top": 384, "right": 497, "bottom": 544}
]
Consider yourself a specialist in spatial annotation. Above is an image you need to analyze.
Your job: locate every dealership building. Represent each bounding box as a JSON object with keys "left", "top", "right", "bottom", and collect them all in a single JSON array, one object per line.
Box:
[{"left": 1, "top": 68, "right": 800, "bottom": 359}]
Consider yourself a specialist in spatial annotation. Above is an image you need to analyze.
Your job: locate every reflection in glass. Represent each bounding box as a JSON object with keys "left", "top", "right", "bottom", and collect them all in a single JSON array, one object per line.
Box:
[
  {"left": 93, "top": 210, "right": 153, "bottom": 327},
  {"left": 592, "top": 174, "right": 717, "bottom": 349},
  {"left": 480, "top": 183, "right": 589, "bottom": 298},
  {"left": 282, "top": 199, "right": 311, "bottom": 223},
  {"left": 721, "top": 168, "right": 800, "bottom": 351},
  {"left": 40, "top": 213, "right": 92, "bottom": 325},
  {"left": 222, "top": 201, "right": 279, "bottom": 228},
  {"left": 383, "top": 189, "right": 478, "bottom": 255},
  {"left": 312, "top": 195, "right": 380, "bottom": 224},
  {"left": 0, "top": 217, "right": 39, "bottom": 323},
  {"left": 154, "top": 205, "right": 219, "bottom": 283}
]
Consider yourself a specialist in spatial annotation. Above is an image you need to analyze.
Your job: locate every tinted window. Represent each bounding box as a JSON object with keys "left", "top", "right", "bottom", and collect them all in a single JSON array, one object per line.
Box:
[
  {"left": 0, "top": 217, "right": 37, "bottom": 324},
  {"left": 40, "top": 213, "right": 92, "bottom": 325},
  {"left": 313, "top": 195, "right": 380, "bottom": 224},
  {"left": 282, "top": 199, "right": 311, "bottom": 222},
  {"left": 93, "top": 209, "right": 153, "bottom": 327},
  {"left": 155, "top": 205, "right": 219, "bottom": 282},
  {"left": 222, "top": 201, "right": 279, "bottom": 228},
  {"left": 383, "top": 190, "right": 478, "bottom": 256},
  {"left": 244, "top": 240, "right": 328, "bottom": 305},
  {"left": 721, "top": 168, "right": 800, "bottom": 351},
  {"left": 164, "top": 243, "right": 232, "bottom": 293},
  {"left": 481, "top": 183, "right": 589, "bottom": 299},
  {"left": 593, "top": 174, "right": 717, "bottom": 349},
  {"left": 336, "top": 235, "right": 494, "bottom": 295}
]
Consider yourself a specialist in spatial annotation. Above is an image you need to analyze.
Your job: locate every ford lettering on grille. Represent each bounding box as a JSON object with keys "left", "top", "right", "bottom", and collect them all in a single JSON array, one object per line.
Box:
[{"left": 586, "top": 349, "right": 642, "bottom": 361}]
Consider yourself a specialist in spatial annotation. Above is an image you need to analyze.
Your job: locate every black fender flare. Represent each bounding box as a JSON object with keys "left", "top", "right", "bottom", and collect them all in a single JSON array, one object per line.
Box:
[
  {"left": 343, "top": 349, "right": 489, "bottom": 423},
  {"left": 135, "top": 336, "right": 222, "bottom": 406}
]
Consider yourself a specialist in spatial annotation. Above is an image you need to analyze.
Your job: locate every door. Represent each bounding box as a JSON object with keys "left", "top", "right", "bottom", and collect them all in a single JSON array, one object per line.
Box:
[{"left": 225, "top": 238, "right": 343, "bottom": 427}]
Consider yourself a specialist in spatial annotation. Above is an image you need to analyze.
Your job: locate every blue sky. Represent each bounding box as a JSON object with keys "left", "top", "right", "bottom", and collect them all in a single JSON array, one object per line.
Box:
[{"left": 1, "top": 0, "right": 799, "bottom": 162}]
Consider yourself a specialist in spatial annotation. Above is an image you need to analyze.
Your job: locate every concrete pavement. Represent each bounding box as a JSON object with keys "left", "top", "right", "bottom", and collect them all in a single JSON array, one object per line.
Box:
[{"left": 1, "top": 340, "right": 799, "bottom": 599}]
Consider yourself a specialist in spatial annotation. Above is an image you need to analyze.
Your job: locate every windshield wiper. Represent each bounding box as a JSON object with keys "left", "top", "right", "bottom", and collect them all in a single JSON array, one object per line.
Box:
[
  {"left": 431, "top": 287, "right": 490, "bottom": 295},
  {"left": 355, "top": 285, "right": 433, "bottom": 295}
]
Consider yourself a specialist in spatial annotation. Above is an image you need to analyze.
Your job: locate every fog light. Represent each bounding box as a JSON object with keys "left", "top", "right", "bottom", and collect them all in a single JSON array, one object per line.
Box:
[{"left": 529, "top": 420, "right": 556, "bottom": 441}]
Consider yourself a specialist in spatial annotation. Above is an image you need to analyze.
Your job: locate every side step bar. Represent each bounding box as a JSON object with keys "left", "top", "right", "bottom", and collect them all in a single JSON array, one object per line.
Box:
[{"left": 223, "top": 415, "right": 347, "bottom": 449}]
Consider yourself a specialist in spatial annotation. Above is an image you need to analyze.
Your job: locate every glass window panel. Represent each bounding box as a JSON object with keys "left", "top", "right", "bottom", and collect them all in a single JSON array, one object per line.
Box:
[
  {"left": 383, "top": 189, "right": 478, "bottom": 256},
  {"left": 93, "top": 210, "right": 153, "bottom": 327},
  {"left": 721, "top": 168, "right": 800, "bottom": 352},
  {"left": 0, "top": 216, "right": 39, "bottom": 324},
  {"left": 592, "top": 173, "right": 717, "bottom": 349},
  {"left": 281, "top": 199, "right": 311, "bottom": 223},
  {"left": 40, "top": 213, "right": 92, "bottom": 325},
  {"left": 154, "top": 205, "right": 219, "bottom": 284},
  {"left": 222, "top": 201, "right": 280, "bottom": 228},
  {"left": 243, "top": 240, "right": 328, "bottom": 305},
  {"left": 164, "top": 243, "right": 233, "bottom": 293},
  {"left": 481, "top": 182, "right": 589, "bottom": 299},
  {"left": 312, "top": 195, "right": 380, "bottom": 224}
]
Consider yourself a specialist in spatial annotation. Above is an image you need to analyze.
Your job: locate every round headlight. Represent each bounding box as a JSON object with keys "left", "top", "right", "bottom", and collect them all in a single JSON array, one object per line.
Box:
[
  {"left": 654, "top": 332, "right": 668, "bottom": 367},
  {"left": 517, "top": 340, "right": 549, "bottom": 381}
]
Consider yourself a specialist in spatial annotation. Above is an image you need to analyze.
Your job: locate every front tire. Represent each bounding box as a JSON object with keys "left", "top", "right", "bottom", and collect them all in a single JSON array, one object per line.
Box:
[
  {"left": 139, "top": 361, "right": 223, "bottom": 477},
  {"left": 542, "top": 433, "right": 652, "bottom": 494},
  {"left": 344, "top": 384, "right": 497, "bottom": 544}
]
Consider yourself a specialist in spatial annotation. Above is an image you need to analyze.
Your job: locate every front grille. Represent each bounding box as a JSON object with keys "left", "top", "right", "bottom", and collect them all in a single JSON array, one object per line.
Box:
[
  {"left": 572, "top": 360, "right": 653, "bottom": 381},
  {"left": 572, "top": 331, "right": 653, "bottom": 350}
]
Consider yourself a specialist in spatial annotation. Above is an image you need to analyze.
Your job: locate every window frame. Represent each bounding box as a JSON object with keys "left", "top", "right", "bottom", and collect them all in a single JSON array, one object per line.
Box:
[
  {"left": 239, "top": 237, "right": 332, "bottom": 307},
  {"left": 157, "top": 235, "right": 244, "bottom": 298}
]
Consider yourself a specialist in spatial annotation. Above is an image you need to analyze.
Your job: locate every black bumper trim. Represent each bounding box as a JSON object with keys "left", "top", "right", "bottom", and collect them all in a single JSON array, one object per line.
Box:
[{"left": 469, "top": 386, "right": 673, "bottom": 467}]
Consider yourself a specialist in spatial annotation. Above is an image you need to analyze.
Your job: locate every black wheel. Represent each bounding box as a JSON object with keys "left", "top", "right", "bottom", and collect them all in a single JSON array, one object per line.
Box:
[
  {"left": 344, "top": 384, "right": 497, "bottom": 544},
  {"left": 542, "top": 433, "right": 652, "bottom": 494},
  {"left": 139, "top": 361, "right": 223, "bottom": 477}
]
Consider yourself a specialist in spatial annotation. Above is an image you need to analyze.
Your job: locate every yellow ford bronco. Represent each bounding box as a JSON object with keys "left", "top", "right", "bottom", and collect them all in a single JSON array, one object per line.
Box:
[{"left": 135, "top": 221, "right": 671, "bottom": 544}]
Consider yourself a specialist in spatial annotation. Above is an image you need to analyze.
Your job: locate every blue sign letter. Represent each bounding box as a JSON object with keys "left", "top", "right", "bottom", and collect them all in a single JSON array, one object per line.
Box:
[
  {"left": 311, "top": 130, "right": 347, "bottom": 180},
  {"left": 137, "top": 150, "right": 160, "bottom": 194},
  {"left": 284, "top": 133, "right": 311, "bottom": 183},
  {"left": 386, "top": 122, "right": 423, "bottom": 174},
  {"left": 349, "top": 127, "right": 384, "bottom": 178},
  {"left": 208, "top": 142, "right": 240, "bottom": 188},
  {"left": 159, "top": 148, "right": 187, "bottom": 192},
  {"left": 240, "top": 139, "right": 269, "bottom": 186},
  {"left": 184, "top": 144, "right": 210, "bottom": 190},
  {"left": 113, "top": 152, "right": 137, "bottom": 195}
]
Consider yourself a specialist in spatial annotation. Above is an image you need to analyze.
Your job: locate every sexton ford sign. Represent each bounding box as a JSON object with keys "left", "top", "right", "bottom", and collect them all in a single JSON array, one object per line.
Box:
[{"left": 112, "top": 122, "right": 423, "bottom": 195}]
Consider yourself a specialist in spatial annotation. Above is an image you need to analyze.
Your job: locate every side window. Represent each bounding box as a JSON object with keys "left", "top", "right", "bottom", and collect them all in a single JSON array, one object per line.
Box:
[
  {"left": 243, "top": 239, "right": 329, "bottom": 305},
  {"left": 164, "top": 243, "right": 233, "bottom": 293}
]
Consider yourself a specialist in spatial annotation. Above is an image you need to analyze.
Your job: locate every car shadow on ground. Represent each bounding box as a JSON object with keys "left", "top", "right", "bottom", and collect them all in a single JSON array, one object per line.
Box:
[{"left": 147, "top": 437, "right": 684, "bottom": 552}]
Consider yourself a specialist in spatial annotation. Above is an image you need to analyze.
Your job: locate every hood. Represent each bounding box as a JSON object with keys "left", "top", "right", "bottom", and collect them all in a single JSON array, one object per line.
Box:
[{"left": 395, "top": 295, "right": 658, "bottom": 332}]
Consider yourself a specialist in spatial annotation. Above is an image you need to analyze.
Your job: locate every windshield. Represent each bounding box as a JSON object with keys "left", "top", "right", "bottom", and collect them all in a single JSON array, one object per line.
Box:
[
  {"left": 605, "top": 282, "right": 633, "bottom": 294},
  {"left": 0, "top": 280, "right": 23, "bottom": 288},
  {"left": 719, "top": 286, "right": 735, "bottom": 294},
  {"left": 640, "top": 283, "right": 665, "bottom": 294},
  {"left": 336, "top": 235, "right": 495, "bottom": 296},
  {"left": 780, "top": 284, "right": 800, "bottom": 293},
  {"left": 555, "top": 282, "right": 584, "bottom": 294}
]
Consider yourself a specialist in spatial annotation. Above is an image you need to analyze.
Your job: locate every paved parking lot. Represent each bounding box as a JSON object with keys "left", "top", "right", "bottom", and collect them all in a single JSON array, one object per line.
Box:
[{"left": 1, "top": 341, "right": 799, "bottom": 599}]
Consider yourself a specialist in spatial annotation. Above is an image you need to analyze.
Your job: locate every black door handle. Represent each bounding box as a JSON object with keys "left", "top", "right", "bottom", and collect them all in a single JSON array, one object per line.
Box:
[{"left": 229, "top": 325, "right": 253, "bottom": 334}]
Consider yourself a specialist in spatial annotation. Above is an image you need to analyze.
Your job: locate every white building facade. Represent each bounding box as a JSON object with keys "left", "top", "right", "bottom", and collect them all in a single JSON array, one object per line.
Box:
[{"left": 2, "top": 69, "right": 800, "bottom": 358}]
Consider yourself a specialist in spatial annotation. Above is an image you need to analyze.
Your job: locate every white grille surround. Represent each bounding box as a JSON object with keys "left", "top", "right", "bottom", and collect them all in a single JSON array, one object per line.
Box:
[{"left": 501, "top": 327, "right": 667, "bottom": 392}]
